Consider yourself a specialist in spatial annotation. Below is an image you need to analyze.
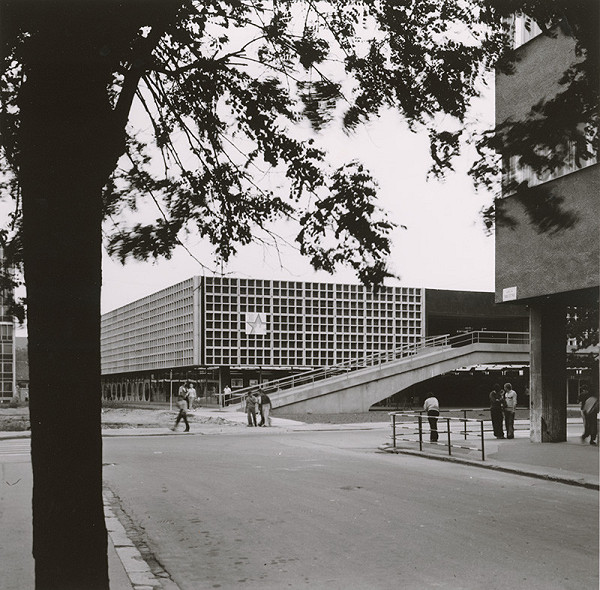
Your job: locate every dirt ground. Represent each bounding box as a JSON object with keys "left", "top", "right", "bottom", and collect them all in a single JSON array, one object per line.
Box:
[
  {"left": 0, "top": 406, "right": 241, "bottom": 431},
  {"left": 1, "top": 405, "right": 572, "bottom": 431},
  {"left": 0, "top": 405, "right": 393, "bottom": 431}
]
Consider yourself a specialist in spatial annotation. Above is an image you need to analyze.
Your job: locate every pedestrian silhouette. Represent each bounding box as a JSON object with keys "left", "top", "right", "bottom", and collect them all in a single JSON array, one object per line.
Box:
[{"left": 489, "top": 384, "right": 505, "bottom": 438}]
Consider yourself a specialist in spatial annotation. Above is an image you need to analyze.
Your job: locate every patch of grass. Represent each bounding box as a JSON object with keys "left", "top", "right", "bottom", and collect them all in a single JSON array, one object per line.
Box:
[
  {"left": 0, "top": 417, "right": 30, "bottom": 431},
  {"left": 101, "top": 399, "right": 128, "bottom": 409},
  {"left": 7, "top": 400, "right": 28, "bottom": 409}
]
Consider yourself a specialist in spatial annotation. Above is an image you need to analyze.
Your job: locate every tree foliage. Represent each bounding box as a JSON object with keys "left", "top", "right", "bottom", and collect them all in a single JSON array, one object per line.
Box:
[
  {"left": 567, "top": 305, "right": 600, "bottom": 351},
  {"left": 1, "top": 1, "right": 597, "bottom": 290}
]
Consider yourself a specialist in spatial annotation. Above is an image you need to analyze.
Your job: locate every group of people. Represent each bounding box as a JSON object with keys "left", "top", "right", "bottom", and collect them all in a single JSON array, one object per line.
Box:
[
  {"left": 489, "top": 382, "right": 600, "bottom": 443},
  {"left": 424, "top": 386, "right": 517, "bottom": 443},
  {"left": 171, "top": 380, "right": 197, "bottom": 432},
  {"left": 245, "top": 390, "right": 272, "bottom": 427},
  {"left": 489, "top": 383, "right": 518, "bottom": 439},
  {"left": 171, "top": 382, "right": 274, "bottom": 431}
]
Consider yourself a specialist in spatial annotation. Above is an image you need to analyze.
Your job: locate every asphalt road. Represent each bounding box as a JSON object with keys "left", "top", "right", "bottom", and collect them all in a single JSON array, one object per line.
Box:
[{"left": 102, "top": 428, "right": 599, "bottom": 590}]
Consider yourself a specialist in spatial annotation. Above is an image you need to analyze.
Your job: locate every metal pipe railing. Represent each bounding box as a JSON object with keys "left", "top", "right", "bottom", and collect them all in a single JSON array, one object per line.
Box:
[{"left": 388, "top": 411, "right": 487, "bottom": 461}]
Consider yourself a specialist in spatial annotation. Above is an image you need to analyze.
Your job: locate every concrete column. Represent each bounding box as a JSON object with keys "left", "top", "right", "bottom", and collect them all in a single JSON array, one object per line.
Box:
[{"left": 529, "top": 304, "right": 567, "bottom": 442}]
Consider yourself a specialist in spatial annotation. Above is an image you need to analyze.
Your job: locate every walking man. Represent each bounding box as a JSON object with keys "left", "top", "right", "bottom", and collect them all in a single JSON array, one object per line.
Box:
[
  {"left": 258, "top": 391, "right": 272, "bottom": 427},
  {"left": 581, "top": 389, "right": 598, "bottom": 446},
  {"left": 172, "top": 388, "right": 190, "bottom": 432}
]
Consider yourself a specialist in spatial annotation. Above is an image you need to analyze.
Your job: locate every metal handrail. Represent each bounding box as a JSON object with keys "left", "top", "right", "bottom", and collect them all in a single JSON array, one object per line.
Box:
[
  {"left": 227, "top": 330, "right": 530, "bottom": 408},
  {"left": 389, "top": 411, "right": 487, "bottom": 460},
  {"left": 226, "top": 333, "right": 450, "bottom": 406}
]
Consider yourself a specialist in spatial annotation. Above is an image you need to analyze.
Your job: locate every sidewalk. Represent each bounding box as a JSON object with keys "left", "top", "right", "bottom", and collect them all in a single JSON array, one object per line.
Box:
[
  {"left": 0, "top": 460, "right": 142, "bottom": 590},
  {"left": 379, "top": 418, "right": 599, "bottom": 490}
]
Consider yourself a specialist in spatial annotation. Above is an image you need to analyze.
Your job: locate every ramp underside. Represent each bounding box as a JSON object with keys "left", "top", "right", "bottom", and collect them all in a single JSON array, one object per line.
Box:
[{"left": 271, "top": 343, "right": 529, "bottom": 414}]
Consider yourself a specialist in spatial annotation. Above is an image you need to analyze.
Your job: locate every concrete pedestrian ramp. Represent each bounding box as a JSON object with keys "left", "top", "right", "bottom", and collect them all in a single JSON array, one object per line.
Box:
[{"left": 262, "top": 332, "right": 529, "bottom": 414}]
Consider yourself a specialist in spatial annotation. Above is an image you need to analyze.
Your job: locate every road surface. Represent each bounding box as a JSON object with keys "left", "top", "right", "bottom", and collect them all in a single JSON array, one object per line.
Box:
[{"left": 102, "top": 428, "right": 599, "bottom": 590}]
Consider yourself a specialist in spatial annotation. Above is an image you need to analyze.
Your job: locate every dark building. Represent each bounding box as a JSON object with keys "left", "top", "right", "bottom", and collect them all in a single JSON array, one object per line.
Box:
[
  {"left": 425, "top": 289, "right": 527, "bottom": 337},
  {"left": 495, "top": 17, "right": 599, "bottom": 441}
]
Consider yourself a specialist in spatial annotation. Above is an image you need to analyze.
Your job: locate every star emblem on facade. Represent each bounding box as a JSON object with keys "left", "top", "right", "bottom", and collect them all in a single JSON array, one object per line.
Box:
[{"left": 245, "top": 312, "right": 268, "bottom": 335}]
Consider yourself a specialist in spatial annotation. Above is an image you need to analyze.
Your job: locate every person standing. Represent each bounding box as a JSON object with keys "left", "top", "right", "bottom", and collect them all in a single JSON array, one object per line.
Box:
[
  {"left": 503, "top": 383, "right": 517, "bottom": 439},
  {"left": 172, "top": 388, "right": 190, "bottom": 432},
  {"left": 186, "top": 382, "right": 197, "bottom": 411},
  {"left": 489, "top": 384, "right": 505, "bottom": 439},
  {"left": 222, "top": 384, "right": 232, "bottom": 408},
  {"left": 578, "top": 385, "right": 590, "bottom": 429},
  {"left": 581, "top": 389, "right": 598, "bottom": 446},
  {"left": 246, "top": 391, "right": 259, "bottom": 427},
  {"left": 258, "top": 391, "right": 272, "bottom": 427},
  {"left": 423, "top": 393, "right": 439, "bottom": 442}
]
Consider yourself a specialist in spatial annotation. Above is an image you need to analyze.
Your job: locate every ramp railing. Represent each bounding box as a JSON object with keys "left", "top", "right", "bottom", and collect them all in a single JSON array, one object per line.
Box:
[{"left": 226, "top": 331, "right": 529, "bottom": 409}]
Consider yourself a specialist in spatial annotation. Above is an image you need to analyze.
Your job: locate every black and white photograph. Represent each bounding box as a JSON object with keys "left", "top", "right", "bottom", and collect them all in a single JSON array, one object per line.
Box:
[{"left": 0, "top": 2, "right": 598, "bottom": 589}]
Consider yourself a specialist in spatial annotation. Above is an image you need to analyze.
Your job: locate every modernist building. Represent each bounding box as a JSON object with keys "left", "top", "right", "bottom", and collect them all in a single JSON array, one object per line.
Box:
[
  {"left": 0, "top": 248, "right": 16, "bottom": 403},
  {"left": 100, "top": 276, "right": 527, "bottom": 404},
  {"left": 495, "top": 16, "right": 599, "bottom": 441}
]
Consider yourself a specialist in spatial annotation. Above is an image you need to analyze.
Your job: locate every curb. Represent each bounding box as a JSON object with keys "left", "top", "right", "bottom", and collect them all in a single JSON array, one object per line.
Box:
[
  {"left": 378, "top": 445, "right": 599, "bottom": 490},
  {"left": 104, "top": 490, "right": 181, "bottom": 590}
]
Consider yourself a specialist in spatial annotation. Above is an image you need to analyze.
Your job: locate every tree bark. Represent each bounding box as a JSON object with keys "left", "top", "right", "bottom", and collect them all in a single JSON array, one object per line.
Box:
[
  {"left": 12, "top": 3, "right": 182, "bottom": 587},
  {"left": 19, "top": 24, "right": 123, "bottom": 590}
]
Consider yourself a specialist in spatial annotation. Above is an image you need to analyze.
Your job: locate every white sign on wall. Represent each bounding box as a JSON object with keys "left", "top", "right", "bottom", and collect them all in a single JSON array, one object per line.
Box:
[
  {"left": 502, "top": 286, "right": 518, "bottom": 302},
  {"left": 245, "top": 312, "right": 268, "bottom": 335}
]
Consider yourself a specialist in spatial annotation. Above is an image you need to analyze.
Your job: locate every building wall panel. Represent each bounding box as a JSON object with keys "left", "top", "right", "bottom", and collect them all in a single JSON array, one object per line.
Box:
[
  {"left": 101, "top": 278, "right": 196, "bottom": 374},
  {"left": 495, "top": 165, "right": 600, "bottom": 302}
]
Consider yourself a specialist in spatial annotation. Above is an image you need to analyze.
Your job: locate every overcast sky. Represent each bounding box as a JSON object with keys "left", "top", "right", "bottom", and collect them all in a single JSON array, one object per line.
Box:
[{"left": 100, "top": 94, "right": 496, "bottom": 314}]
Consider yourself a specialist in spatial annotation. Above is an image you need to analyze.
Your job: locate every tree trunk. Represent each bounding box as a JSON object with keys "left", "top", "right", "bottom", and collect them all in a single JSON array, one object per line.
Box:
[
  {"left": 19, "top": 28, "right": 123, "bottom": 590},
  {"left": 13, "top": 3, "right": 182, "bottom": 586}
]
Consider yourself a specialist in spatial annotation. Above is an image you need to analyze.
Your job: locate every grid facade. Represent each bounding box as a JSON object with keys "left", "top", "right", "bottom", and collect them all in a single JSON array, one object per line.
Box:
[
  {"left": 203, "top": 277, "right": 424, "bottom": 368},
  {"left": 101, "top": 276, "right": 425, "bottom": 375},
  {"left": 0, "top": 248, "right": 15, "bottom": 401},
  {"left": 0, "top": 321, "right": 14, "bottom": 401},
  {"left": 101, "top": 277, "right": 199, "bottom": 374}
]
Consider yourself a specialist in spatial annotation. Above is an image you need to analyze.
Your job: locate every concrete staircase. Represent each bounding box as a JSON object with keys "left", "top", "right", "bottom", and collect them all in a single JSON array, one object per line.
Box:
[{"left": 228, "top": 332, "right": 530, "bottom": 414}]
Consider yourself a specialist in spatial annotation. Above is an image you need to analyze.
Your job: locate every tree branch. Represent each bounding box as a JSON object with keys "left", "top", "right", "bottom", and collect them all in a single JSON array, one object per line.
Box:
[{"left": 114, "top": 2, "right": 184, "bottom": 130}]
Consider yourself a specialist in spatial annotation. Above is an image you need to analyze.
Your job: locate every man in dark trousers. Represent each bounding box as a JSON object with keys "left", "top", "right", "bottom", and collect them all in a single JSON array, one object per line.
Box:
[
  {"left": 581, "top": 388, "right": 599, "bottom": 446},
  {"left": 246, "top": 391, "right": 259, "bottom": 427},
  {"left": 171, "top": 387, "right": 190, "bottom": 432},
  {"left": 489, "top": 384, "right": 505, "bottom": 438},
  {"left": 258, "top": 391, "right": 272, "bottom": 427},
  {"left": 423, "top": 393, "right": 439, "bottom": 442}
]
